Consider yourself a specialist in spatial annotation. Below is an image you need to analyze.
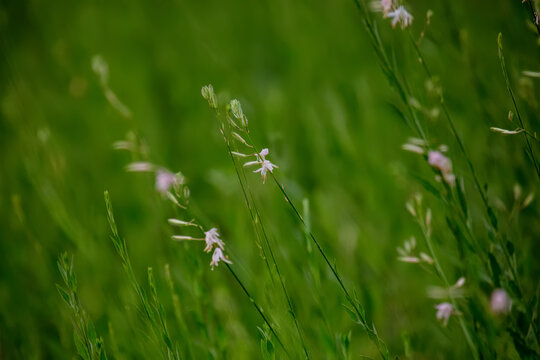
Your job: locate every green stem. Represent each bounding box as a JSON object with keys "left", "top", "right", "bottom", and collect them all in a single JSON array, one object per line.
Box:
[
  {"left": 218, "top": 110, "right": 310, "bottom": 358},
  {"left": 497, "top": 33, "right": 540, "bottom": 180},
  {"left": 419, "top": 218, "right": 479, "bottom": 360},
  {"left": 225, "top": 264, "right": 290, "bottom": 357},
  {"left": 270, "top": 175, "right": 389, "bottom": 360}
]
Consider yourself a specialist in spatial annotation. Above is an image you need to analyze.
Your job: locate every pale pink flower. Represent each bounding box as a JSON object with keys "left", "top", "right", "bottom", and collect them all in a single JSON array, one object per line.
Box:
[
  {"left": 244, "top": 148, "right": 278, "bottom": 183},
  {"left": 210, "top": 247, "right": 232, "bottom": 270},
  {"left": 388, "top": 6, "right": 413, "bottom": 29},
  {"left": 428, "top": 151, "right": 451, "bottom": 173},
  {"left": 155, "top": 170, "right": 177, "bottom": 195},
  {"left": 428, "top": 150, "right": 455, "bottom": 186},
  {"left": 490, "top": 289, "right": 511, "bottom": 315},
  {"left": 258, "top": 148, "right": 269, "bottom": 159},
  {"left": 370, "top": 0, "right": 393, "bottom": 16},
  {"left": 435, "top": 302, "right": 457, "bottom": 326},
  {"left": 204, "top": 228, "right": 225, "bottom": 253},
  {"left": 381, "top": 0, "right": 393, "bottom": 15},
  {"left": 253, "top": 160, "right": 278, "bottom": 183}
]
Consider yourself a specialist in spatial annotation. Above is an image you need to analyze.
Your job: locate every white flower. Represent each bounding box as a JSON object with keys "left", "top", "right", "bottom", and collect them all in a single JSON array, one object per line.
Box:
[
  {"left": 204, "top": 228, "right": 225, "bottom": 253},
  {"left": 388, "top": 6, "right": 413, "bottom": 29},
  {"left": 419, "top": 252, "right": 434, "bottom": 264},
  {"left": 172, "top": 235, "right": 201, "bottom": 242},
  {"left": 253, "top": 160, "right": 278, "bottom": 183},
  {"left": 210, "top": 247, "right": 232, "bottom": 270},
  {"left": 155, "top": 170, "right": 177, "bottom": 195},
  {"left": 113, "top": 140, "right": 134, "bottom": 151},
  {"left": 402, "top": 143, "right": 425, "bottom": 154},
  {"left": 434, "top": 302, "right": 457, "bottom": 326},
  {"left": 243, "top": 148, "right": 278, "bottom": 183},
  {"left": 126, "top": 162, "right": 154, "bottom": 172},
  {"left": 398, "top": 256, "right": 420, "bottom": 263},
  {"left": 258, "top": 148, "right": 269, "bottom": 159},
  {"left": 490, "top": 127, "right": 523, "bottom": 135},
  {"left": 490, "top": 289, "right": 511, "bottom": 315},
  {"left": 454, "top": 277, "right": 466, "bottom": 288},
  {"left": 168, "top": 218, "right": 197, "bottom": 227}
]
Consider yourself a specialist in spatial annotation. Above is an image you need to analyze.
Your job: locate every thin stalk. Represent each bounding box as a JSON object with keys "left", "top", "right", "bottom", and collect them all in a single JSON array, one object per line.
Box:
[
  {"left": 225, "top": 263, "right": 290, "bottom": 357},
  {"left": 270, "top": 174, "right": 389, "bottom": 360},
  {"left": 164, "top": 264, "right": 195, "bottom": 359},
  {"left": 418, "top": 217, "right": 479, "bottom": 360},
  {"left": 104, "top": 191, "right": 181, "bottom": 360},
  {"left": 408, "top": 31, "right": 493, "bottom": 217},
  {"left": 180, "top": 190, "right": 291, "bottom": 358},
  {"left": 409, "top": 32, "right": 527, "bottom": 297},
  {"left": 226, "top": 146, "right": 310, "bottom": 359},
  {"left": 220, "top": 125, "right": 275, "bottom": 281},
  {"left": 216, "top": 108, "right": 310, "bottom": 358},
  {"left": 497, "top": 33, "right": 540, "bottom": 180},
  {"left": 525, "top": 0, "right": 540, "bottom": 36},
  {"left": 407, "top": 23, "right": 538, "bottom": 344}
]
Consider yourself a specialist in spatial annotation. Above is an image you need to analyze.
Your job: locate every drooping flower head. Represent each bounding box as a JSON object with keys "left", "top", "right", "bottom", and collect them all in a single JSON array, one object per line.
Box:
[
  {"left": 434, "top": 302, "right": 457, "bottom": 326},
  {"left": 428, "top": 150, "right": 455, "bottom": 187},
  {"left": 155, "top": 170, "right": 177, "bottom": 195},
  {"left": 204, "top": 227, "right": 225, "bottom": 253},
  {"left": 253, "top": 160, "right": 278, "bottom": 183},
  {"left": 210, "top": 247, "right": 232, "bottom": 270},
  {"left": 388, "top": 6, "right": 413, "bottom": 29}
]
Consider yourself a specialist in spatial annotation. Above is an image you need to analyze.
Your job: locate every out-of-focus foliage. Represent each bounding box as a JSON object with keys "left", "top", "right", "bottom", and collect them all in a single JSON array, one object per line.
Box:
[{"left": 1, "top": 0, "right": 539, "bottom": 358}]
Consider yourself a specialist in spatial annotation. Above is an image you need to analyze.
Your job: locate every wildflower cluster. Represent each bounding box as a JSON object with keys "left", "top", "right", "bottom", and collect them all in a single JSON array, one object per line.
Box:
[
  {"left": 170, "top": 221, "right": 232, "bottom": 270},
  {"left": 113, "top": 132, "right": 232, "bottom": 270}
]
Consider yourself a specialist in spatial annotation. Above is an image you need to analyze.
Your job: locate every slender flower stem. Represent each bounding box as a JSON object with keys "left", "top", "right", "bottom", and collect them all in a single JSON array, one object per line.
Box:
[
  {"left": 418, "top": 216, "right": 478, "bottom": 360},
  {"left": 497, "top": 33, "right": 540, "bottom": 180},
  {"left": 203, "top": 85, "right": 387, "bottom": 359},
  {"left": 270, "top": 174, "right": 389, "bottom": 360},
  {"left": 218, "top": 115, "right": 310, "bottom": 359},
  {"left": 407, "top": 31, "right": 493, "bottom": 216},
  {"left": 219, "top": 125, "right": 275, "bottom": 280},
  {"left": 407, "top": 32, "right": 527, "bottom": 300},
  {"left": 179, "top": 185, "right": 291, "bottom": 357},
  {"left": 406, "top": 20, "right": 539, "bottom": 348},
  {"left": 225, "top": 263, "right": 290, "bottom": 357},
  {"left": 525, "top": 0, "right": 540, "bottom": 36}
]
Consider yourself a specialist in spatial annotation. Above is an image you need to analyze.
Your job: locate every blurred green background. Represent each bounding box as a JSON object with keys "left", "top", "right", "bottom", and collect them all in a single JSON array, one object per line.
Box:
[{"left": 1, "top": 0, "right": 539, "bottom": 358}]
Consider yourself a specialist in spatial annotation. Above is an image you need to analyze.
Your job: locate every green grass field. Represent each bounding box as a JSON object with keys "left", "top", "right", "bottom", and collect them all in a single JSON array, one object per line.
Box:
[{"left": 1, "top": 0, "right": 540, "bottom": 358}]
